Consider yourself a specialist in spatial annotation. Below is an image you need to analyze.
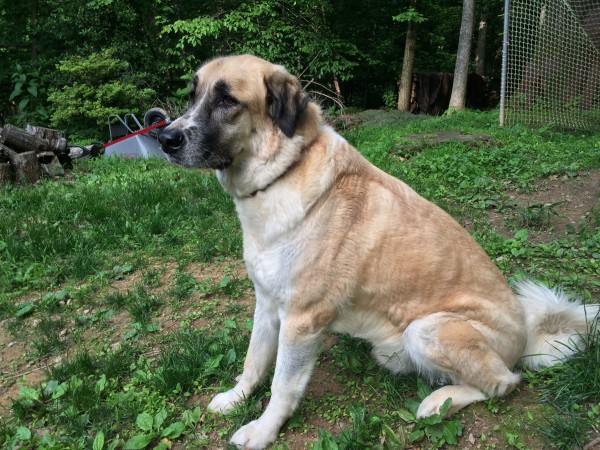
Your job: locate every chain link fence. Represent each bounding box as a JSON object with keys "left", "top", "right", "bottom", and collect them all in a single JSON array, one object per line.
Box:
[{"left": 501, "top": 0, "right": 600, "bottom": 129}]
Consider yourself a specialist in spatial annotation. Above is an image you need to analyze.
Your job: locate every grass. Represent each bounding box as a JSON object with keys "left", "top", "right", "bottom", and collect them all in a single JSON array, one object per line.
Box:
[{"left": 1, "top": 109, "right": 600, "bottom": 449}]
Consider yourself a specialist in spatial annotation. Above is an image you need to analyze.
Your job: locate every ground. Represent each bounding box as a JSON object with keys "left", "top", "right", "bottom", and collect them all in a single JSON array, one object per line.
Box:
[{"left": 1, "top": 166, "right": 599, "bottom": 448}]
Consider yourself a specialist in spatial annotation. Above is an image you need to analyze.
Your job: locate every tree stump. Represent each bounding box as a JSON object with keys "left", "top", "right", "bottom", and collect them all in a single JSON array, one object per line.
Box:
[
  {"left": 0, "top": 162, "right": 14, "bottom": 184},
  {"left": 1, "top": 144, "right": 41, "bottom": 184},
  {"left": 0, "top": 124, "right": 49, "bottom": 153}
]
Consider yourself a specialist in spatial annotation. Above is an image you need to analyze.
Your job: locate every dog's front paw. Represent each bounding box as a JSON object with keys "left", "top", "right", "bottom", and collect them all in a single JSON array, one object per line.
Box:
[
  {"left": 207, "top": 390, "right": 244, "bottom": 414},
  {"left": 230, "top": 419, "right": 278, "bottom": 450}
]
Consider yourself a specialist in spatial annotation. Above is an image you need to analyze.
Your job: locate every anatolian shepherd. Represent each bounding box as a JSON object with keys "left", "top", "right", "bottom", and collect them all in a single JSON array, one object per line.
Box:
[{"left": 158, "top": 54, "right": 598, "bottom": 449}]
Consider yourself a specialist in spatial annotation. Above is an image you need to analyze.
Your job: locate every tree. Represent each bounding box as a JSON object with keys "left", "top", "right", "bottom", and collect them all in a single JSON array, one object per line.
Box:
[
  {"left": 47, "top": 50, "right": 156, "bottom": 136},
  {"left": 0, "top": 0, "right": 507, "bottom": 131},
  {"left": 448, "top": 0, "right": 475, "bottom": 111},
  {"left": 162, "top": 0, "right": 361, "bottom": 88},
  {"left": 394, "top": 3, "right": 426, "bottom": 112},
  {"left": 474, "top": 6, "right": 488, "bottom": 75}
]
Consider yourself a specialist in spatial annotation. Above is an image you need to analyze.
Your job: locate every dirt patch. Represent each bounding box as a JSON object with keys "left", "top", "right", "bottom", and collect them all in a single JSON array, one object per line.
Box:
[
  {"left": 0, "top": 323, "right": 49, "bottom": 416},
  {"left": 489, "top": 169, "right": 600, "bottom": 242}
]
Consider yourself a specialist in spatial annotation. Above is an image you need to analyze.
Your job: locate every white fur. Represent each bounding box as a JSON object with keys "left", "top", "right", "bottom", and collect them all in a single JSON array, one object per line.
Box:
[{"left": 515, "top": 279, "right": 599, "bottom": 369}]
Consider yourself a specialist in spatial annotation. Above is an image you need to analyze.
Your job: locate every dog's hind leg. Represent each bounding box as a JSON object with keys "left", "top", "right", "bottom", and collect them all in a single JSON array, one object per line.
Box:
[{"left": 405, "top": 315, "right": 522, "bottom": 418}]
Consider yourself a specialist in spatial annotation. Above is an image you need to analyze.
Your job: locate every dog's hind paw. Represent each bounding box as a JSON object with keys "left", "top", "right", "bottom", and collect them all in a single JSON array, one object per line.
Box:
[
  {"left": 416, "top": 385, "right": 487, "bottom": 419},
  {"left": 230, "top": 419, "right": 278, "bottom": 450},
  {"left": 207, "top": 390, "right": 244, "bottom": 414}
]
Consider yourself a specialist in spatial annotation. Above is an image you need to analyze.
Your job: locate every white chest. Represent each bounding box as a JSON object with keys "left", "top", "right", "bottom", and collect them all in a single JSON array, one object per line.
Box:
[{"left": 244, "top": 241, "right": 296, "bottom": 302}]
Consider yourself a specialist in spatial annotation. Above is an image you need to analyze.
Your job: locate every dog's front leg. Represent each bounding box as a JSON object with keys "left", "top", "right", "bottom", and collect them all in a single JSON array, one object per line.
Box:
[
  {"left": 230, "top": 320, "right": 323, "bottom": 450},
  {"left": 207, "top": 290, "right": 279, "bottom": 414}
]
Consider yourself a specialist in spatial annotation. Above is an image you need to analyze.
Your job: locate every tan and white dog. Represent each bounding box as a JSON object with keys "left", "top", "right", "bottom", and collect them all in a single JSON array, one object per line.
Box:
[{"left": 159, "top": 54, "right": 598, "bottom": 449}]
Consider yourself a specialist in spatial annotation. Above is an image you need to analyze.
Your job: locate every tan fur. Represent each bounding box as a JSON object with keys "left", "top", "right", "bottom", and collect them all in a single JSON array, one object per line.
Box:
[{"left": 159, "top": 55, "right": 596, "bottom": 450}]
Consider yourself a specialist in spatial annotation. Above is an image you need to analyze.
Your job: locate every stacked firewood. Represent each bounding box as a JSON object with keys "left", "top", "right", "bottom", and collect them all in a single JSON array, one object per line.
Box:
[{"left": 0, "top": 124, "right": 67, "bottom": 184}]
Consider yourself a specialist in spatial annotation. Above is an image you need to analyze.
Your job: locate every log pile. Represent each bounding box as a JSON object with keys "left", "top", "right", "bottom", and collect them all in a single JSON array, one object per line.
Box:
[{"left": 0, "top": 124, "right": 67, "bottom": 184}]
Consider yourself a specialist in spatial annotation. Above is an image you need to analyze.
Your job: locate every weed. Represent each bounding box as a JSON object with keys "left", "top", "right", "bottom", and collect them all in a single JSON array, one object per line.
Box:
[
  {"left": 532, "top": 316, "right": 600, "bottom": 409},
  {"left": 32, "top": 317, "right": 67, "bottom": 356},
  {"left": 142, "top": 268, "right": 163, "bottom": 288},
  {"left": 168, "top": 270, "right": 197, "bottom": 302},
  {"left": 540, "top": 409, "right": 590, "bottom": 449},
  {"left": 153, "top": 329, "right": 247, "bottom": 394},
  {"left": 515, "top": 201, "right": 563, "bottom": 230},
  {"left": 105, "top": 291, "right": 129, "bottom": 309},
  {"left": 48, "top": 345, "right": 139, "bottom": 382},
  {"left": 311, "top": 404, "right": 407, "bottom": 450},
  {"left": 124, "top": 286, "right": 163, "bottom": 327},
  {"left": 397, "top": 379, "right": 463, "bottom": 448}
]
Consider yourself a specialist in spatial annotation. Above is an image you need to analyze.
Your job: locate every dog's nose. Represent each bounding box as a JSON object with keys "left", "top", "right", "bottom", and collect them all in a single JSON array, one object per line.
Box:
[{"left": 158, "top": 128, "right": 184, "bottom": 154}]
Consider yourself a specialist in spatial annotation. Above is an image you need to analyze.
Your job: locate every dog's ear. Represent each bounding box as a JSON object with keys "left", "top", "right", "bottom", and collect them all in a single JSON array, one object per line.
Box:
[{"left": 265, "top": 70, "right": 310, "bottom": 138}]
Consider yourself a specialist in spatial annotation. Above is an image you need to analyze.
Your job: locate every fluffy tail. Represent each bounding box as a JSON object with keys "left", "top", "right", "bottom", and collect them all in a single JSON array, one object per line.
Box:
[{"left": 515, "top": 279, "right": 599, "bottom": 370}]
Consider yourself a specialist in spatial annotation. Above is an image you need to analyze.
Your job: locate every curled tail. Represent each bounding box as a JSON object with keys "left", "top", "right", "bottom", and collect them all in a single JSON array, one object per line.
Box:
[{"left": 515, "top": 280, "right": 599, "bottom": 370}]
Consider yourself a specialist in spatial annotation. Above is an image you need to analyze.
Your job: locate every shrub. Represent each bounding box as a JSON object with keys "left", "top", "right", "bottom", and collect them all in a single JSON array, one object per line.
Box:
[{"left": 47, "top": 49, "right": 156, "bottom": 138}]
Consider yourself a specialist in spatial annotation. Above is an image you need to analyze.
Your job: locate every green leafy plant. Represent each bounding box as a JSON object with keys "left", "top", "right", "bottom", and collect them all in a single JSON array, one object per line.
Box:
[
  {"left": 382, "top": 89, "right": 397, "bottom": 111},
  {"left": 123, "top": 408, "right": 199, "bottom": 450},
  {"left": 397, "top": 379, "right": 463, "bottom": 448},
  {"left": 8, "top": 64, "right": 49, "bottom": 126},
  {"left": 47, "top": 49, "right": 156, "bottom": 136},
  {"left": 311, "top": 405, "right": 406, "bottom": 450}
]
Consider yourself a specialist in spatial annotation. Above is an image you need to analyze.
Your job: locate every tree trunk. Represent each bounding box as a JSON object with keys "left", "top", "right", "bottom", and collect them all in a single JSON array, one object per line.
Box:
[
  {"left": 30, "top": 0, "right": 38, "bottom": 60},
  {"left": 332, "top": 75, "right": 343, "bottom": 106},
  {"left": 0, "top": 124, "right": 49, "bottom": 153},
  {"left": 448, "top": 0, "right": 476, "bottom": 111},
  {"left": 397, "top": 9, "right": 419, "bottom": 111},
  {"left": 475, "top": 10, "right": 488, "bottom": 76}
]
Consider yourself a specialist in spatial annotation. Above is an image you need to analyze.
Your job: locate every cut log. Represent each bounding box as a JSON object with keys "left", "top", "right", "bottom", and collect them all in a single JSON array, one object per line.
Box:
[
  {"left": 1, "top": 144, "right": 41, "bottom": 184},
  {"left": 0, "top": 123, "right": 49, "bottom": 153},
  {"left": 26, "top": 125, "right": 67, "bottom": 155},
  {"left": 0, "top": 162, "right": 14, "bottom": 184},
  {"left": 37, "top": 151, "right": 65, "bottom": 177}
]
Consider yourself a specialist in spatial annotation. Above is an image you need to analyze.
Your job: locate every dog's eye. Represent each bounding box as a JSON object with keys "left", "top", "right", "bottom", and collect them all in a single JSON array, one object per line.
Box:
[{"left": 219, "top": 95, "right": 238, "bottom": 107}]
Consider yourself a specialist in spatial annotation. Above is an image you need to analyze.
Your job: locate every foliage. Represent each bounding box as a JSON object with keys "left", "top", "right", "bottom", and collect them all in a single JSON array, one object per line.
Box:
[
  {"left": 162, "top": 0, "right": 360, "bottom": 83},
  {"left": 8, "top": 65, "right": 49, "bottom": 126},
  {"left": 382, "top": 89, "right": 397, "bottom": 110},
  {"left": 0, "top": 0, "right": 506, "bottom": 131},
  {"left": 311, "top": 405, "right": 406, "bottom": 449},
  {"left": 392, "top": 6, "right": 428, "bottom": 24},
  {"left": 47, "top": 50, "right": 156, "bottom": 136},
  {"left": 397, "top": 379, "right": 463, "bottom": 448}
]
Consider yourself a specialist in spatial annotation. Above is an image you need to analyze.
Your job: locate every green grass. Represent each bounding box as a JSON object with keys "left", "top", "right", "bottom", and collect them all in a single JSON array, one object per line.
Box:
[
  {"left": 1, "top": 109, "right": 600, "bottom": 449},
  {"left": 0, "top": 157, "right": 241, "bottom": 297}
]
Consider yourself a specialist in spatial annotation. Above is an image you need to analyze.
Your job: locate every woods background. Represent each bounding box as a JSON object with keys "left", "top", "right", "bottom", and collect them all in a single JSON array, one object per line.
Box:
[{"left": 0, "top": 0, "right": 503, "bottom": 138}]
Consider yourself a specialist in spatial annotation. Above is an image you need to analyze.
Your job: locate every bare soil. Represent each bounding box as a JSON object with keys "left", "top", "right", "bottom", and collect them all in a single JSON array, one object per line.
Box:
[{"left": 488, "top": 169, "right": 600, "bottom": 242}]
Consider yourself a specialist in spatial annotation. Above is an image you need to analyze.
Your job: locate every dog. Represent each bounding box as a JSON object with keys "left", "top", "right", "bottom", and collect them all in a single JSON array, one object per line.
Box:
[{"left": 158, "top": 54, "right": 598, "bottom": 449}]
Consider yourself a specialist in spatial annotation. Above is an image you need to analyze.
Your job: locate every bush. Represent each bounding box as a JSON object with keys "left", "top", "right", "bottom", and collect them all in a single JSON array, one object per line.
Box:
[{"left": 47, "top": 49, "right": 156, "bottom": 138}]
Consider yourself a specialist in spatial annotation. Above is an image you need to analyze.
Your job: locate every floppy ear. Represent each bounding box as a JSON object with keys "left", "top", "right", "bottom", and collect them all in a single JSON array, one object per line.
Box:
[{"left": 265, "top": 70, "right": 310, "bottom": 138}]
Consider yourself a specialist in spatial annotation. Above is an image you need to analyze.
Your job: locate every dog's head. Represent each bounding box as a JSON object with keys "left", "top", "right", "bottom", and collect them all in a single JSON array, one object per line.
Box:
[{"left": 159, "top": 55, "right": 315, "bottom": 170}]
